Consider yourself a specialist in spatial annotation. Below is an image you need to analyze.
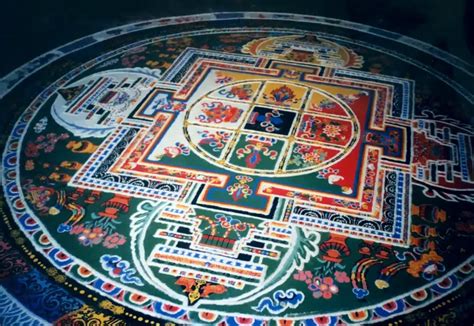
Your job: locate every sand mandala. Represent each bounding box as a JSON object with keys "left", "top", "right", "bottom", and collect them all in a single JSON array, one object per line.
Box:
[{"left": 0, "top": 12, "right": 473, "bottom": 325}]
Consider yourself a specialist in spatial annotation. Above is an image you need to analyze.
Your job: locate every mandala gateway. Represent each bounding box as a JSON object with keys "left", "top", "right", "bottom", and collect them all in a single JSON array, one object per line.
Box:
[{"left": 1, "top": 14, "right": 473, "bottom": 325}]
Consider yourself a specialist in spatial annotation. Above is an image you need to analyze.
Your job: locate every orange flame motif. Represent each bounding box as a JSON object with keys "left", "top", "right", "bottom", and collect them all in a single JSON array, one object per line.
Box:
[{"left": 175, "top": 277, "right": 227, "bottom": 305}]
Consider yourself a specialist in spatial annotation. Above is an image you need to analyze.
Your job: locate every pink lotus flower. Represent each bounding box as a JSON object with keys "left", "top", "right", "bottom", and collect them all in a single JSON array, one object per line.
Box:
[
  {"left": 103, "top": 233, "right": 126, "bottom": 249},
  {"left": 293, "top": 270, "right": 314, "bottom": 284},
  {"left": 335, "top": 271, "right": 350, "bottom": 283},
  {"left": 70, "top": 224, "right": 85, "bottom": 235}
]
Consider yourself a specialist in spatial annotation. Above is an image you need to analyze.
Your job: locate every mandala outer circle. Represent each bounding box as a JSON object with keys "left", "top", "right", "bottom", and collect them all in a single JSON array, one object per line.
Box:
[{"left": 1, "top": 12, "right": 473, "bottom": 325}]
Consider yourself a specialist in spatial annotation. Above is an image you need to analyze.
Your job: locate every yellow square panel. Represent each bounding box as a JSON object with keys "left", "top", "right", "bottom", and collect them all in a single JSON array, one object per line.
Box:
[{"left": 256, "top": 81, "right": 307, "bottom": 109}]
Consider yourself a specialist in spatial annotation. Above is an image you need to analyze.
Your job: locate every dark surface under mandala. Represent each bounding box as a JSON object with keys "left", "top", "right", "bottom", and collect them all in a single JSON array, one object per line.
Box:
[{"left": 0, "top": 11, "right": 473, "bottom": 325}]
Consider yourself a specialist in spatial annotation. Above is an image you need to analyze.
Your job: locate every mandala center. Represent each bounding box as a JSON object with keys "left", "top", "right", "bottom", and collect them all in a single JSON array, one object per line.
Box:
[{"left": 184, "top": 80, "right": 359, "bottom": 177}]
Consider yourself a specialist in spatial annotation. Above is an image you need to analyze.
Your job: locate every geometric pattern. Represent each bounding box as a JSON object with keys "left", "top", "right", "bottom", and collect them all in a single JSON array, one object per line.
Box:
[{"left": 70, "top": 51, "right": 413, "bottom": 246}]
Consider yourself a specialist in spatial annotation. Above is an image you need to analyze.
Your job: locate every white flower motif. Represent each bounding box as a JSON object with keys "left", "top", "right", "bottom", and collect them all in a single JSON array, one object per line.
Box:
[
  {"left": 322, "top": 124, "right": 341, "bottom": 138},
  {"left": 33, "top": 117, "right": 48, "bottom": 133}
]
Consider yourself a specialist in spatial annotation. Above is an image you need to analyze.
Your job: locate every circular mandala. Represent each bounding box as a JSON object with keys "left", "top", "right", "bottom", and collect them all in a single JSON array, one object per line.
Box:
[{"left": 1, "top": 12, "right": 473, "bottom": 325}]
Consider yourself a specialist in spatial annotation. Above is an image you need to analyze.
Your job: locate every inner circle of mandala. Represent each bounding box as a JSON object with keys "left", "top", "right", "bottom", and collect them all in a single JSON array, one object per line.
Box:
[{"left": 184, "top": 79, "right": 359, "bottom": 177}]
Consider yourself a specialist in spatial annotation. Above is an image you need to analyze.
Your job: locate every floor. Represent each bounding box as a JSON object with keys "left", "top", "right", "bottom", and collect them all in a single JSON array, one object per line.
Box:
[{"left": 0, "top": 2, "right": 473, "bottom": 325}]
